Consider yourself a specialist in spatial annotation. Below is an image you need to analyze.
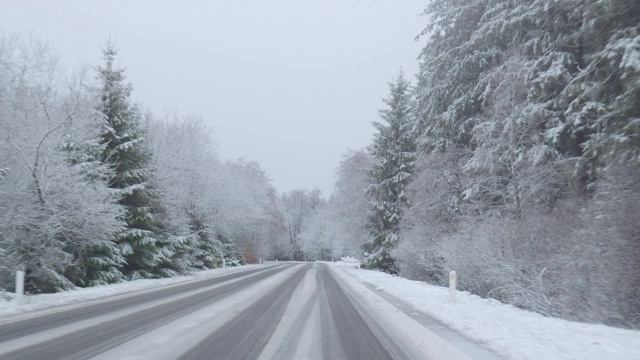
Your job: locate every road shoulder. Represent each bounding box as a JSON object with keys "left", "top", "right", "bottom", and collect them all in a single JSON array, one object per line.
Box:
[{"left": 328, "top": 264, "right": 481, "bottom": 360}]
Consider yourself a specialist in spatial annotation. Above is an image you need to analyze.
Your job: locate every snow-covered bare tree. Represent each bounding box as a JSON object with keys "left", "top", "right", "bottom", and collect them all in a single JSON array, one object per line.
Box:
[
  {"left": 220, "top": 159, "right": 285, "bottom": 263},
  {"left": 298, "top": 150, "right": 372, "bottom": 261},
  {"left": 395, "top": 149, "right": 468, "bottom": 284},
  {"left": 147, "top": 113, "right": 235, "bottom": 273},
  {"left": 281, "top": 188, "right": 323, "bottom": 261},
  {"left": 331, "top": 149, "right": 371, "bottom": 258},
  {"left": 299, "top": 203, "right": 337, "bottom": 261}
]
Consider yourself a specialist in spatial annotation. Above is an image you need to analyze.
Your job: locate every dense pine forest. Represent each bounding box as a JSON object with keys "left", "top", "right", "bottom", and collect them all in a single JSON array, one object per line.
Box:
[{"left": 2, "top": 0, "right": 639, "bottom": 329}]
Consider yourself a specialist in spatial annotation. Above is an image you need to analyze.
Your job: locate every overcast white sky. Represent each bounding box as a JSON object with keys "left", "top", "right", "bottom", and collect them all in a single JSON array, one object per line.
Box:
[{"left": 0, "top": 0, "right": 425, "bottom": 196}]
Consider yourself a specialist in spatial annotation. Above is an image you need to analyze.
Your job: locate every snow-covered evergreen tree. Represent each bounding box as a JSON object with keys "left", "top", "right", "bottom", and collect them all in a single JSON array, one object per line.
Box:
[
  {"left": 414, "top": 0, "right": 500, "bottom": 151},
  {"left": 96, "top": 42, "right": 164, "bottom": 279},
  {"left": 332, "top": 149, "right": 372, "bottom": 258},
  {"left": 215, "top": 230, "right": 246, "bottom": 267},
  {"left": 363, "top": 72, "right": 416, "bottom": 274},
  {"left": 563, "top": 0, "right": 640, "bottom": 173}
]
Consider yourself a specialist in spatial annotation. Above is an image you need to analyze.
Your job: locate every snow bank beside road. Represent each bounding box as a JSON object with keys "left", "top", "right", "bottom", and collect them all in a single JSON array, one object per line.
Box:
[
  {"left": 0, "top": 265, "right": 262, "bottom": 319},
  {"left": 334, "top": 265, "right": 640, "bottom": 360}
]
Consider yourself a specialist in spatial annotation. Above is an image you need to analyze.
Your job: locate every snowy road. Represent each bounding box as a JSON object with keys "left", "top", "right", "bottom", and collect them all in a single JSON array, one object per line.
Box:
[{"left": 0, "top": 263, "right": 485, "bottom": 360}]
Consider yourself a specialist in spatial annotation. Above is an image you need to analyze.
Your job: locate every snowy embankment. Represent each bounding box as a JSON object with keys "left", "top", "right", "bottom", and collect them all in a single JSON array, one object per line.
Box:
[
  {"left": 332, "top": 262, "right": 640, "bottom": 360},
  {"left": 0, "top": 265, "right": 261, "bottom": 319}
]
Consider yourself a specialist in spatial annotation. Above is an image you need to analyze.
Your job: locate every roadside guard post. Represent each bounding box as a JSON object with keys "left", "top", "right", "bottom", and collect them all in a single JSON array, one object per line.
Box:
[
  {"left": 15, "top": 270, "right": 24, "bottom": 304},
  {"left": 449, "top": 271, "right": 457, "bottom": 303},
  {"left": 223, "top": 259, "right": 226, "bottom": 269}
]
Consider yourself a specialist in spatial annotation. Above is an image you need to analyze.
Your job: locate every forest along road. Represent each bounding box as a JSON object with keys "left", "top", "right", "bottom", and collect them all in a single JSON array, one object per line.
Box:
[{"left": 0, "top": 263, "right": 486, "bottom": 360}]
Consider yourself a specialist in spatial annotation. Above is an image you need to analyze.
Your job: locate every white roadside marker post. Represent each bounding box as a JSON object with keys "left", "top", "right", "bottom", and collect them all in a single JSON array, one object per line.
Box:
[
  {"left": 259, "top": 258, "right": 262, "bottom": 265},
  {"left": 222, "top": 259, "right": 226, "bottom": 269},
  {"left": 357, "top": 262, "right": 361, "bottom": 270},
  {"left": 15, "top": 270, "right": 24, "bottom": 305},
  {"left": 449, "top": 271, "right": 457, "bottom": 303}
]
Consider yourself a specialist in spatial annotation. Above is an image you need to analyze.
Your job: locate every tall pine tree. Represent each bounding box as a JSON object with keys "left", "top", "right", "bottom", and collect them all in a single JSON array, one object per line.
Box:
[
  {"left": 96, "top": 41, "right": 164, "bottom": 279},
  {"left": 363, "top": 72, "right": 416, "bottom": 274}
]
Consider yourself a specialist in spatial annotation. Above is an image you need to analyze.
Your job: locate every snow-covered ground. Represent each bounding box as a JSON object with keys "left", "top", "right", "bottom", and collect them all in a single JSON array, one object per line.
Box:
[
  {"left": 0, "top": 265, "right": 261, "bottom": 319},
  {"left": 332, "top": 262, "right": 640, "bottom": 360}
]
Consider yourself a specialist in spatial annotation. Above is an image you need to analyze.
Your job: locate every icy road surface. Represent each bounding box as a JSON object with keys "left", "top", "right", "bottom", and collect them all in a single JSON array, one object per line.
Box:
[{"left": 0, "top": 263, "right": 498, "bottom": 360}]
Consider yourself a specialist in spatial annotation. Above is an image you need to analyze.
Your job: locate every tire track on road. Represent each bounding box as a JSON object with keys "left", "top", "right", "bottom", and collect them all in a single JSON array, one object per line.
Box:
[
  {"left": 318, "top": 265, "right": 394, "bottom": 360},
  {"left": 0, "top": 265, "right": 293, "bottom": 360},
  {"left": 179, "top": 264, "right": 312, "bottom": 360}
]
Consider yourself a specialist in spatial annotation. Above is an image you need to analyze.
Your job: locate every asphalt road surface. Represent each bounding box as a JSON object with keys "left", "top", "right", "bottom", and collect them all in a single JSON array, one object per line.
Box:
[{"left": 0, "top": 263, "right": 485, "bottom": 360}]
